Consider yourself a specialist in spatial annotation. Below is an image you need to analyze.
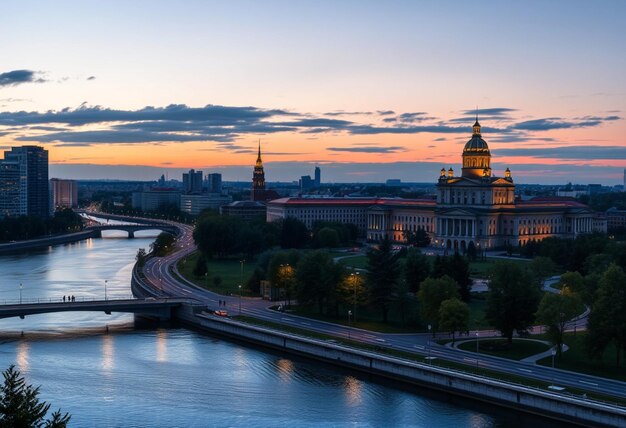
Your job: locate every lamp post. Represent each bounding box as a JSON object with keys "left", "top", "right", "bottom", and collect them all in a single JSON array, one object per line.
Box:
[
  {"left": 240, "top": 259, "right": 245, "bottom": 288},
  {"left": 426, "top": 324, "right": 433, "bottom": 364},
  {"left": 19, "top": 283, "right": 23, "bottom": 304},
  {"left": 350, "top": 272, "right": 359, "bottom": 324},
  {"left": 550, "top": 348, "right": 557, "bottom": 388},
  {"left": 104, "top": 280, "right": 108, "bottom": 301},
  {"left": 238, "top": 284, "right": 242, "bottom": 315}
]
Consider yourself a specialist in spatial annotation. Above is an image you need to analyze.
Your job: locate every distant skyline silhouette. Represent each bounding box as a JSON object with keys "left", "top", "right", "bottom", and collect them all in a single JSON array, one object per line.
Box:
[{"left": 1, "top": 1, "right": 625, "bottom": 184}]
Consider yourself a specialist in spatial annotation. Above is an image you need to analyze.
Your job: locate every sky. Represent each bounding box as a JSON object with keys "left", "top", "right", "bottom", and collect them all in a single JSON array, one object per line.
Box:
[{"left": 0, "top": 0, "right": 625, "bottom": 184}]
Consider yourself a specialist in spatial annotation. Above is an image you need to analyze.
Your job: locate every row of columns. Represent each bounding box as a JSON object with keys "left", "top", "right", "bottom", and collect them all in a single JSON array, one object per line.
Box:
[
  {"left": 573, "top": 217, "right": 593, "bottom": 235},
  {"left": 368, "top": 213, "right": 389, "bottom": 231},
  {"left": 437, "top": 218, "right": 475, "bottom": 238}
]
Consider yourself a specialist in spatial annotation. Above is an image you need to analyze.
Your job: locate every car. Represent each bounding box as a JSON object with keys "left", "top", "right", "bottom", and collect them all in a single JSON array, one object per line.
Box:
[{"left": 214, "top": 310, "right": 228, "bottom": 317}]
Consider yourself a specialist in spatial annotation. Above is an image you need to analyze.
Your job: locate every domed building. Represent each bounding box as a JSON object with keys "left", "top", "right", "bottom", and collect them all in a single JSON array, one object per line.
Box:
[{"left": 267, "top": 121, "right": 604, "bottom": 250}]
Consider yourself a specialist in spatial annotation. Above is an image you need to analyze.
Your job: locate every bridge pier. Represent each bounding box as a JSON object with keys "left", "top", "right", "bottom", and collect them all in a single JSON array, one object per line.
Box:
[{"left": 128, "top": 231, "right": 135, "bottom": 239}]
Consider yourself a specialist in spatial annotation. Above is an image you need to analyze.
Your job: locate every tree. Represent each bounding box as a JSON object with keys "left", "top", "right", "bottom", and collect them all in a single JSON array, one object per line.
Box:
[
  {"left": 466, "top": 241, "right": 477, "bottom": 261},
  {"left": 366, "top": 238, "right": 401, "bottom": 323},
  {"left": 135, "top": 248, "right": 147, "bottom": 268},
  {"left": 431, "top": 255, "right": 449, "bottom": 279},
  {"left": 404, "top": 248, "right": 430, "bottom": 293},
  {"left": 403, "top": 228, "right": 430, "bottom": 247},
  {"left": 336, "top": 271, "right": 367, "bottom": 321},
  {"left": 192, "top": 253, "right": 208, "bottom": 277},
  {"left": 279, "top": 217, "right": 309, "bottom": 249},
  {"left": 315, "top": 227, "right": 340, "bottom": 248},
  {"left": 535, "top": 289, "right": 584, "bottom": 355},
  {"left": 417, "top": 276, "right": 458, "bottom": 329},
  {"left": 150, "top": 232, "right": 175, "bottom": 257},
  {"left": 529, "top": 256, "right": 557, "bottom": 286},
  {"left": 586, "top": 264, "right": 626, "bottom": 367},
  {"left": 485, "top": 261, "right": 541, "bottom": 344},
  {"left": 448, "top": 253, "right": 472, "bottom": 302},
  {"left": 296, "top": 251, "right": 343, "bottom": 314},
  {"left": 268, "top": 251, "right": 302, "bottom": 307},
  {"left": 0, "top": 365, "right": 70, "bottom": 427},
  {"left": 438, "top": 298, "right": 470, "bottom": 343}
]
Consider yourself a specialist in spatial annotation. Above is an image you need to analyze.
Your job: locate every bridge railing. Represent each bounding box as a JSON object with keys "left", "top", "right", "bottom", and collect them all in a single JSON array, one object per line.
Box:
[{"left": 0, "top": 295, "right": 137, "bottom": 305}]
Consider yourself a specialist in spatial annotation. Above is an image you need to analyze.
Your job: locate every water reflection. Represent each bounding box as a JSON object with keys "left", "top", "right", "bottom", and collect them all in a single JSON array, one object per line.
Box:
[
  {"left": 343, "top": 376, "right": 362, "bottom": 406},
  {"left": 276, "top": 358, "right": 294, "bottom": 383},
  {"left": 156, "top": 329, "right": 167, "bottom": 362},
  {"left": 101, "top": 334, "right": 114, "bottom": 374},
  {"left": 16, "top": 340, "right": 29, "bottom": 372}
]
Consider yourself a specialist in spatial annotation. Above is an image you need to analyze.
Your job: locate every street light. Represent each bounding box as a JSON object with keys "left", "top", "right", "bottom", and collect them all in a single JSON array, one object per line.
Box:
[
  {"left": 238, "top": 284, "right": 242, "bottom": 315},
  {"left": 550, "top": 347, "right": 557, "bottom": 388},
  {"left": 350, "top": 272, "right": 360, "bottom": 324},
  {"left": 19, "top": 283, "right": 23, "bottom": 304},
  {"left": 240, "top": 259, "right": 245, "bottom": 288},
  {"left": 426, "top": 324, "right": 433, "bottom": 364},
  {"left": 104, "top": 280, "right": 108, "bottom": 301}
]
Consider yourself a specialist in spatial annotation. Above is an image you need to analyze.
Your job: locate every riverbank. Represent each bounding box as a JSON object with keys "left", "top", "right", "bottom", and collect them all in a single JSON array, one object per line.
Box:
[
  {"left": 0, "top": 230, "right": 98, "bottom": 254},
  {"left": 172, "top": 303, "right": 625, "bottom": 427},
  {"left": 131, "top": 263, "right": 625, "bottom": 426}
]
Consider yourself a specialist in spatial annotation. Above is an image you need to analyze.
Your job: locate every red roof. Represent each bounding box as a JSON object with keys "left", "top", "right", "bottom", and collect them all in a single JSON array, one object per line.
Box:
[{"left": 268, "top": 197, "right": 436, "bottom": 207}]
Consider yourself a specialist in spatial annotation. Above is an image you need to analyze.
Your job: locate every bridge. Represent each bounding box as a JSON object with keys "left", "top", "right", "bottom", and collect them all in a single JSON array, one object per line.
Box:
[
  {"left": 86, "top": 223, "right": 180, "bottom": 238},
  {"left": 0, "top": 298, "right": 191, "bottom": 320}
]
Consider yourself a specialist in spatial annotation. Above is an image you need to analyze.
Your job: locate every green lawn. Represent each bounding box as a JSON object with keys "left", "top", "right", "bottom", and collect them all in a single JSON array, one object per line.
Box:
[
  {"left": 537, "top": 332, "right": 626, "bottom": 382},
  {"left": 337, "top": 255, "right": 368, "bottom": 269},
  {"left": 468, "top": 298, "right": 491, "bottom": 329},
  {"left": 177, "top": 251, "right": 258, "bottom": 295},
  {"left": 457, "top": 338, "right": 550, "bottom": 360}
]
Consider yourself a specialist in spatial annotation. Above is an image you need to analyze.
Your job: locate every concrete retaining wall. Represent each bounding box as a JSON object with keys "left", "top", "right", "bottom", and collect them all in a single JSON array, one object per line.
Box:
[{"left": 173, "top": 303, "right": 626, "bottom": 428}]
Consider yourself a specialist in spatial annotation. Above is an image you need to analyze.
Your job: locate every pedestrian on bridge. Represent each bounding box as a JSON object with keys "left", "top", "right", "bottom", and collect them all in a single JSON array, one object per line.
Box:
[{"left": 63, "top": 296, "right": 66, "bottom": 303}]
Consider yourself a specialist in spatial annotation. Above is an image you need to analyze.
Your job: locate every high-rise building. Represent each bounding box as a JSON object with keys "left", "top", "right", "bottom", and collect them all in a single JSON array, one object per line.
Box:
[
  {"left": 252, "top": 141, "right": 266, "bottom": 201},
  {"left": 206, "top": 173, "right": 222, "bottom": 194},
  {"left": 300, "top": 175, "right": 313, "bottom": 190},
  {"left": 50, "top": 178, "right": 78, "bottom": 209},
  {"left": 0, "top": 146, "right": 49, "bottom": 218},
  {"left": 314, "top": 166, "right": 321, "bottom": 187},
  {"left": 182, "top": 169, "right": 203, "bottom": 193}
]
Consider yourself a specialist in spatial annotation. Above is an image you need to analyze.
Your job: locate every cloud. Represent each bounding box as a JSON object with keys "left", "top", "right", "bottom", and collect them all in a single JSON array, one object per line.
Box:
[
  {"left": 0, "top": 70, "right": 47, "bottom": 87},
  {"left": 493, "top": 145, "right": 626, "bottom": 160},
  {"left": 377, "top": 110, "right": 395, "bottom": 116},
  {"left": 461, "top": 108, "right": 518, "bottom": 116},
  {"left": 327, "top": 146, "right": 405, "bottom": 153},
  {"left": 433, "top": 137, "right": 446, "bottom": 141},
  {"left": 87, "top": 76, "right": 96, "bottom": 80},
  {"left": 323, "top": 110, "right": 372, "bottom": 116},
  {"left": 511, "top": 116, "right": 620, "bottom": 131},
  {"left": 347, "top": 124, "right": 464, "bottom": 135}
]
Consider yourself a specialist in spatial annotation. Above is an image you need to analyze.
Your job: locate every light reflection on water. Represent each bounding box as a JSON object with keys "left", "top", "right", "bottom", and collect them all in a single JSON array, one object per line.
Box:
[{"left": 0, "top": 237, "right": 562, "bottom": 427}]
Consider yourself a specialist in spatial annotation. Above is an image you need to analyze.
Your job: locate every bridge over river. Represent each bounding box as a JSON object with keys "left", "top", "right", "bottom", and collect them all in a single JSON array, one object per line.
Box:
[
  {"left": 86, "top": 223, "right": 179, "bottom": 238},
  {"left": 0, "top": 297, "right": 191, "bottom": 320}
]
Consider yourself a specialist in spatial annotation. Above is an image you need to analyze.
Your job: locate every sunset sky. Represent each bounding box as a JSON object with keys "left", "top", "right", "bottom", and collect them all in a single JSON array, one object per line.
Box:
[{"left": 1, "top": 1, "right": 625, "bottom": 184}]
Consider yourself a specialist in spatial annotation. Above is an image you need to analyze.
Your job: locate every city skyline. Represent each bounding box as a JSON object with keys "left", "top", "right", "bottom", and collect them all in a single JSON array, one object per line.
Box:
[{"left": 1, "top": 1, "right": 625, "bottom": 184}]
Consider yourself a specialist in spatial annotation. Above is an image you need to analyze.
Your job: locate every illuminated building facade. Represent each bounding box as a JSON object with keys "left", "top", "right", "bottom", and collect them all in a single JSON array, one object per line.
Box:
[{"left": 268, "top": 122, "right": 603, "bottom": 250}]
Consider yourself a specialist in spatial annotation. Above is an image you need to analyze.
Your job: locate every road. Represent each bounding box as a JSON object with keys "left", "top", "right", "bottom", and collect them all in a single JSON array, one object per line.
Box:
[{"left": 90, "top": 213, "right": 626, "bottom": 401}]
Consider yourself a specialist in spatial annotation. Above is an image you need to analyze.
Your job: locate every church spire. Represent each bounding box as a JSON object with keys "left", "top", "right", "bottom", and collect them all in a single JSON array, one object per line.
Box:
[{"left": 255, "top": 139, "right": 263, "bottom": 167}]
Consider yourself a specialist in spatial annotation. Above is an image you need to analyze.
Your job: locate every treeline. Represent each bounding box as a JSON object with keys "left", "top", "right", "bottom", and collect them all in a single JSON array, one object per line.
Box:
[
  {"left": 520, "top": 233, "right": 626, "bottom": 274},
  {"left": 0, "top": 209, "right": 84, "bottom": 242},
  {"left": 239, "top": 240, "right": 474, "bottom": 340},
  {"left": 100, "top": 201, "right": 195, "bottom": 224},
  {"left": 192, "top": 212, "right": 359, "bottom": 263}
]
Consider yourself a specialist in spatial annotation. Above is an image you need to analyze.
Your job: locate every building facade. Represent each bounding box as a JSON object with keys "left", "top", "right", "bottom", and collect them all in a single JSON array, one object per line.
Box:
[
  {"left": 182, "top": 169, "right": 203, "bottom": 193},
  {"left": 267, "top": 122, "right": 602, "bottom": 250},
  {"left": 0, "top": 146, "right": 49, "bottom": 218},
  {"left": 50, "top": 178, "right": 78, "bottom": 209},
  {"left": 180, "top": 193, "right": 232, "bottom": 216}
]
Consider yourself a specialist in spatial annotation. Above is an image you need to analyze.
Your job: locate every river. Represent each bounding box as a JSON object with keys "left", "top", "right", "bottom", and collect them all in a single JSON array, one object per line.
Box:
[{"left": 0, "top": 233, "right": 561, "bottom": 427}]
